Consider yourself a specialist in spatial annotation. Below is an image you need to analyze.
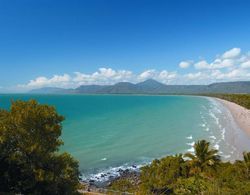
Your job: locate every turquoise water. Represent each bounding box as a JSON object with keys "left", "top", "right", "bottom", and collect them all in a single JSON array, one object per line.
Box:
[{"left": 1, "top": 94, "right": 249, "bottom": 182}]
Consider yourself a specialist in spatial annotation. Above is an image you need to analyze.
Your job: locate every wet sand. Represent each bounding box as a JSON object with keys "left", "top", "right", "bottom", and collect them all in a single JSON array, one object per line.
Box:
[{"left": 216, "top": 98, "right": 250, "bottom": 137}]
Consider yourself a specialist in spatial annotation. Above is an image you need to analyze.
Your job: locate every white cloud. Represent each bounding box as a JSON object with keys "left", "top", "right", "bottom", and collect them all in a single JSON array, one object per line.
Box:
[
  {"left": 159, "top": 70, "right": 176, "bottom": 79},
  {"left": 194, "top": 59, "right": 234, "bottom": 70},
  {"left": 186, "top": 72, "right": 202, "bottom": 79},
  {"left": 73, "top": 68, "right": 134, "bottom": 85},
  {"left": 19, "top": 74, "right": 71, "bottom": 89},
  {"left": 137, "top": 69, "right": 177, "bottom": 83},
  {"left": 179, "top": 61, "right": 191, "bottom": 68},
  {"left": 209, "top": 69, "right": 249, "bottom": 80},
  {"left": 222, "top": 48, "right": 241, "bottom": 59},
  {"left": 14, "top": 47, "right": 250, "bottom": 92},
  {"left": 194, "top": 60, "right": 210, "bottom": 69},
  {"left": 192, "top": 48, "right": 248, "bottom": 70},
  {"left": 211, "top": 58, "right": 234, "bottom": 69},
  {"left": 158, "top": 70, "right": 177, "bottom": 84},
  {"left": 139, "top": 69, "right": 157, "bottom": 80},
  {"left": 241, "top": 60, "right": 250, "bottom": 68}
]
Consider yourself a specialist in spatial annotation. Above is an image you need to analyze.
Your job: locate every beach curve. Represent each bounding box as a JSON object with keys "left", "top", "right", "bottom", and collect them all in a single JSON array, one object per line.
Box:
[{"left": 215, "top": 97, "right": 250, "bottom": 137}]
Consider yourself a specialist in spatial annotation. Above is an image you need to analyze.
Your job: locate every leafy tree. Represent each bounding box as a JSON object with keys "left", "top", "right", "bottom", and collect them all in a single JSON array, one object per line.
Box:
[
  {"left": 173, "top": 176, "right": 213, "bottom": 194},
  {"left": 140, "top": 154, "right": 188, "bottom": 194},
  {"left": 184, "top": 140, "right": 220, "bottom": 174},
  {"left": 109, "top": 178, "right": 138, "bottom": 193},
  {"left": 212, "top": 161, "right": 250, "bottom": 194},
  {"left": 0, "top": 100, "right": 80, "bottom": 194},
  {"left": 107, "top": 140, "right": 250, "bottom": 194}
]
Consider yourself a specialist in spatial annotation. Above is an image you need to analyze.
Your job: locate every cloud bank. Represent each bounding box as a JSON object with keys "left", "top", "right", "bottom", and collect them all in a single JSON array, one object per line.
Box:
[{"left": 16, "top": 48, "right": 250, "bottom": 92}]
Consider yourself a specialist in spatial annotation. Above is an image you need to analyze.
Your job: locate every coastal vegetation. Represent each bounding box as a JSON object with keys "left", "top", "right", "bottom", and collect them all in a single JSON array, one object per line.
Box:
[
  {"left": 205, "top": 94, "right": 250, "bottom": 109},
  {"left": 0, "top": 100, "right": 80, "bottom": 194},
  {"left": 109, "top": 140, "right": 250, "bottom": 194}
]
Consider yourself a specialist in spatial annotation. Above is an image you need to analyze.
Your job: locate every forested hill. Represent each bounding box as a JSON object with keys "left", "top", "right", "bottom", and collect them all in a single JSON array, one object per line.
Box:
[{"left": 29, "top": 79, "right": 250, "bottom": 94}]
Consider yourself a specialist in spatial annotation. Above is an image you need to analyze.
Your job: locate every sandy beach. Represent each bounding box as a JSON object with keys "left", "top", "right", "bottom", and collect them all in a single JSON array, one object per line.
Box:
[{"left": 216, "top": 98, "right": 250, "bottom": 137}]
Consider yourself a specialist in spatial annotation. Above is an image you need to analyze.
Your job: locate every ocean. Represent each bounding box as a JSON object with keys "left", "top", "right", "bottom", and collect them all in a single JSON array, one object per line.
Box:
[{"left": 1, "top": 94, "right": 250, "bottom": 183}]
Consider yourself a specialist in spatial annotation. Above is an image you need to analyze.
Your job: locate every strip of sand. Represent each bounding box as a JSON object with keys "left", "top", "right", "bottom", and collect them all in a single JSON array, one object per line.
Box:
[{"left": 216, "top": 98, "right": 250, "bottom": 137}]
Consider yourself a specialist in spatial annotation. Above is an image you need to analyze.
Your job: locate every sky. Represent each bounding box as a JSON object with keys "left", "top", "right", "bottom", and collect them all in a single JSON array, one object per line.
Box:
[{"left": 0, "top": 0, "right": 250, "bottom": 92}]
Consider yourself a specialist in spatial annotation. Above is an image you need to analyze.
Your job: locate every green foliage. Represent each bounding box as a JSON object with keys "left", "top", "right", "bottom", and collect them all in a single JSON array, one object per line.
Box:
[
  {"left": 173, "top": 177, "right": 213, "bottom": 194},
  {"left": 112, "top": 140, "right": 250, "bottom": 194},
  {"left": 209, "top": 161, "right": 250, "bottom": 194},
  {"left": 140, "top": 154, "right": 189, "bottom": 194},
  {"left": 205, "top": 94, "right": 250, "bottom": 109},
  {"left": 109, "top": 178, "right": 138, "bottom": 193},
  {"left": 0, "top": 100, "right": 80, "bottom": 194},
  {"left": 184, "top": 140, "right": 220, "bottom": 174}
]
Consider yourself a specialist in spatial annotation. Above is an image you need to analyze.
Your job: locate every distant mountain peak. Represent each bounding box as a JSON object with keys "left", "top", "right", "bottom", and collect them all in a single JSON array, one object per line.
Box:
[
  {"left": 141, "top": 78, "right": 161, "bottom": 83},
  {"left": 137, "top": 79, "right": 166, "bottom": 87}
]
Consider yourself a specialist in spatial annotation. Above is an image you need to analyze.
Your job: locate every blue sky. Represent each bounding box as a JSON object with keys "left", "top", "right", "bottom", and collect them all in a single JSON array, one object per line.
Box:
[{"left": 0, "top": 0, "right": 250, "bottom": 92}]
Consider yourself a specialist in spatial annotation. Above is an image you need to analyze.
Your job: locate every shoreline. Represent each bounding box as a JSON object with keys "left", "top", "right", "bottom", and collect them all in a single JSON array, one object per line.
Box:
[
  {"left": 215, "top": 97, "right": 250, "bottom": 137},
  {"left": 80, "top": 169, "right": 140, "bottom": 193},
  {"left": 80, "top": 96, "right": 250, "bottom": 191}
]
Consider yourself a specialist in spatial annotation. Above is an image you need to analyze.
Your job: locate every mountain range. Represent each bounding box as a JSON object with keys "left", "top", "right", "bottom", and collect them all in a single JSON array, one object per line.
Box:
[{"left": 29, "top": 79, "right": 250, "bottom": 94}]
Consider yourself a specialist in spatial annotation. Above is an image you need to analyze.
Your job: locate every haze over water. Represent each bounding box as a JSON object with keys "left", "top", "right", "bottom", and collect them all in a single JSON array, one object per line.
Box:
[{"left": 1, "top": 94, "right": 250, "bottom": 181}]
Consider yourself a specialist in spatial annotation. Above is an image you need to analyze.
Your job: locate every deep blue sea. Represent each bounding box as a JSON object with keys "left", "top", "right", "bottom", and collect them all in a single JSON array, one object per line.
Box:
[{"left": 1, "top": 94, "right": 250, "bottom": 182}]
